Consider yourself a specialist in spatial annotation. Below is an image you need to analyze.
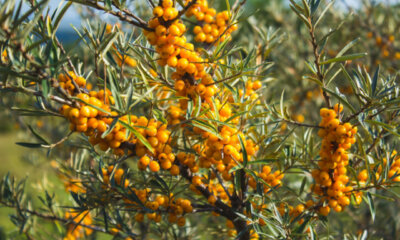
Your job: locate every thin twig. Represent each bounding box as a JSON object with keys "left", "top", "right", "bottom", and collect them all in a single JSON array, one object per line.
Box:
[{"left": 308, "top": 19, "right": 331, "bottom": 108}]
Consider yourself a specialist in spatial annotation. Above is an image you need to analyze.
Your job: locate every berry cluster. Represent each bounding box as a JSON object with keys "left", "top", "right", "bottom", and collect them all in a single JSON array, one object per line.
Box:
[
  {"left": 145, "top": 1, "right": 223, "bottom": 106},
  {"left": 248, "top": 165, "right": 284, "bottom": 193},
  {"left": 101, "top": 165, "right": 130, "bottom": 188},
  {"left": 129, "top": 192, "right": 192, "bottom": 227},
  {"left": 58, "top": 71, "right": 87, "bottom": 95},
  {"left": 232, "top": 79, "right": 263, "bottom": 103},
  {"left": 312, "top": 104, "right": 360, "bottom": 215},
  {"left": 358, "top": 150, "right": 400, "bottom": 184},
  {"left": 58, "top": 73, "right": 174, "bottom": 161},
  {"left": 99, "top": 165, "right": 193, "bottom": 228},
  {"left": 105, "top": 24, "right": 138, "bottom": 68},
  {"left": 143, "top": 2, "right": 274, "bottom": 237},
  {"left": 62, "top": 177, "right": 86, "bottom": 194},
  {"left": 186, "top": 0, "right": 237, "bottom": 44},
  {"left": 227, "top": 220, "right": 260, "bottom": 240},
  {"left": 63, "top": 210, "right": 93, "bottom": 240},
  {"left": 277, "top": 201, "right": 314, "bottom": 224},
  {"left": 57, "top": 1, "right": 272, "bottom": 238}
]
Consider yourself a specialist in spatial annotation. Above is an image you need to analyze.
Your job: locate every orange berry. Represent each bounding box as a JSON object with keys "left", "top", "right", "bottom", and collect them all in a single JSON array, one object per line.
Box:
[
  {"left": 357, "top": 169, "right": 368, "bottom": 182},
  {"left": 174, "top": 80, "right": 185, "bottom": 91},
  {"left": 114, "top": 131, "right": 126, "bottom": 142},
  {"left": 334, "top": 103, "right": 343, "bottom": 113},
  {"left": 338, "top": 196, "right": 350, "bottom": 206},
  {"left": 196, "top": 12, "right": 205, "bottom": 21},
  {"left": 192, "top": 176, "right": 202, "bottom": 186},
  {"left": 87, "top": 118, "right": 98, "bottom": 129},
  {"left": 327, "top": 119, "right": 340, "bottom": 129},
  {"left": 155, "top": 25, "right": 167, "bottom": 36},
  {"left": 69, "top": 108, "right": 80, "bottom": 118},
  {"left": 149, "top": 161, "right": 160, "bottom": 172},
  {"left": 76, "top": 123, "right": 87, "bottom": 132},
  {"left": 204, "top": 87, "right": 215, "bottom": 97},
  {"left": 195, "top": 32, "right": 206, "bottom": 42},
  {"left": 75, "top": 117, "right": 87, "bottom": 125},
  {"left": 170, "top": 165, "right": 180, "bottom": 176},
  {"left": 110, "top": 140, "right": 121, "bottom": 149},
  {"left": 79, "top": 106, "right": 91, "bottom": 118},
  {"left": 139, "top": 156, "right": 150, "bottom": 166},
  {"left": 177, "top": 58, "right": 189, "bottom": 70},
  {"left": 177, "top": 217, "right": 185, "bottom": 227},
  {"left": 204, "top": 14, "right": 213, "bottom": 23},
  {"left": 137, "top": 116, "right": 148, "bottom": 126},
  {"left": 77, "top": 93, "right": 90, "bottom": 102},
  {"left": 319, "top": 206, "right": 330, "bottom": 216},
  {"left": 148, "top": 137, "right": 159, "bottom": 147},
  {"left": 75, "top": 76, "right": 86, "bottom": 86},
  {"left": 135, "top": 213, "right": 144, "bottom": 222},
  {"left": 163, "top": 7, "right": 175, "bottom": 20},
  {"left": 97, "top": 120, "right": 107, "bottom": 132},
  {"left": 167, "top": 56, "right": 178, "bottom": 67},
  {"left": 157, "top": 131, "right": 169, "bottom": 143},
  {"left": 153, "top": 6, "right": 164, "bottom": 17},
  {"left": 145, "top": 126, "right": 158, "bottom": 137},
  {"left": 169, "top": 25, "right": 181, "bottom": 36},
  {"left": 161, "top": 160, "right": 172, "bottom": 170},
  {"left": 208, "top": 195, "right": 217, "bottom": 205},
  {"left": 336, "top": 125, "right": 347, "bottom": 135},
  {"left": 186, "top": 63, "right": 197, "bottom": 74},
  {"left": 162, "top": 0, "right": 173, "bottom": 8},
  {"left": 252, "top": 80, "right": 262, "bottom": 90},
  {"left": 295, "top": 204, "right": 305, "bottom": 214}
]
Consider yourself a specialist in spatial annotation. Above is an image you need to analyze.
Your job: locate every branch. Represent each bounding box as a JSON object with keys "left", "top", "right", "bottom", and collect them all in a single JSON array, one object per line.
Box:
[
  {"left": 308, "top": 20, "right": 331, "bottom": 108},
  {"left": 0, "top": 201, "right": 122, "bottom": 237},
  {"left": 70, "top": 0, "right": 152, "bottom": 31}
]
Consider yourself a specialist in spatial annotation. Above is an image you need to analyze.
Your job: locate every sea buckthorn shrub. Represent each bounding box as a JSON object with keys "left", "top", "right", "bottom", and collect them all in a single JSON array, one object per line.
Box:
[{"left": 1, "top": 0, "right": 400, "bottom": 239}]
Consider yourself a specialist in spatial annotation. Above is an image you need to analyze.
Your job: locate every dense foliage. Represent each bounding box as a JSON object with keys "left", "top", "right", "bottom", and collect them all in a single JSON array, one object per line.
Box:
[{"left": 1, "top": 0, "right": 400, "bottom": 239}]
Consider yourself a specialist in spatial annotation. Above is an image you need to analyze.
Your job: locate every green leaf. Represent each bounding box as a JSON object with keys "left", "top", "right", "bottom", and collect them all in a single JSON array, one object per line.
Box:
[
  {"left": 153, "top": 109, "right": 167, "bottom": 124},
  {"left": 336, "top": 38, "right": 360, "bottom": 58},
  {"left": 41, "top": 79, "right": 49, "bottom": 98},
  {"left": 299, "top": 177, "right": 307, "bottom": 195},
  {"left": 15, "top": 142, "right": 43, "bottom": 148},
  {"left": 365, "top": 120, "right": 400, "bottom": 137},
  {"left": 74, "top": 97, "right": 111, "bottom": 115},
  {"left": 154, "top": 175, "right": 169, "bottom": 191},
  {"left": 14, "top": 0, "right": 49, "bottom": 27},
  {"left": 127, "top": 85, "right": 157, "bottom": 112},
  {"left": 314, "top": 1, "right": 334, "bottom": 27},
  {"left": 238, "top": 135, "right": 248, "bottom": 167},
  {"left": 366, "top": 192, "right": 375, "bottom": 222},
  {"left": 27, "top": 125, "right": 49, "bottom": 144},
  {"left": 320, "top": 53, "right": 367, "bottom": 65},
  {"left": 191, "top": 119, "right": 221, "bottom": 139},
  {"left": 280, "top": 90, "right": 285, "bottom": 116},
  {"left": 17, "top": 0, "right": 50, "bottom": 40},
  {"left": 290, "top": 5, "right": 312, "bottom": 29},
  {"left": 301, "top": 0, "right": 310, "bottom": 17},
  {"left": 101, "top": 118, "right": 119, "bottom": 138},
  {"left": 119, "top": 120, "right": 154, "bottom": 153},
  {"left": 289, "top": 0, "right": 305, "bottom": 13},
  {"left": 52, "top": 2, "right": 72, "bottom": 36},
  {"left": 107, "top": 69, "right": 123, "bottom": 110},
  {"left": 371, "top": 65, "right": 379, "bottom": 96},
  {"left": 246, "top": 159, "right": 278, "bottom": 165},
  {"left": 322, "top": 87, "right": 356, "bottom": 113},
  {"left": 99, "top": 32, "right": 119, "bottom": 58}
]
